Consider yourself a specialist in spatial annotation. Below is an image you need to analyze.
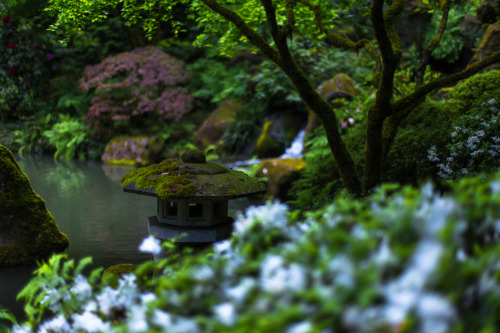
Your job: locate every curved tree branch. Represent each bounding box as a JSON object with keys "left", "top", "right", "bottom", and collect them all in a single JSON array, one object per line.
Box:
[
  {"left": 382, "top": 49, "right": 500, "bottom": 162},
  {"left": 416, "top": 0, "right": 451, "bottom": 88}
]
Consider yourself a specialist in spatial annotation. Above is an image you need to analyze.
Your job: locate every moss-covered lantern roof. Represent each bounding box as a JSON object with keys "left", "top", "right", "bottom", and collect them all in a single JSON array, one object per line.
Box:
[{"left": 121, "top": 150, "right": 266, "bottom": 200}]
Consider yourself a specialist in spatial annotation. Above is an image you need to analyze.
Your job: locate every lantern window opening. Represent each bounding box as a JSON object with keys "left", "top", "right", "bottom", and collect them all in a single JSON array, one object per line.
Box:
[
  {"left": 188, "top": 202, "right": 204, "bottom": 219},
  {"left": 164, "top": 201, "right": 178, "bottom": 218}
]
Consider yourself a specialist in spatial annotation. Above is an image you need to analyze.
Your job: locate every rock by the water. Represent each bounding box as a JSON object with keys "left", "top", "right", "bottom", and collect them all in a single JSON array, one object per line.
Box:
[
  {"left": 0, "top": 145, "right": 69, "bottom": 266},
  {"left": 256, "top": 158, "right": 306, "bottom": 201},
  {"left": 101, "top": 136, "right": 163, "bottom": 166},
  {"left": 194, "top": 99, "right": 240, "bottom": 149},
  {"left": 255, "top": 120, "right": 287, "bottom": 159}
]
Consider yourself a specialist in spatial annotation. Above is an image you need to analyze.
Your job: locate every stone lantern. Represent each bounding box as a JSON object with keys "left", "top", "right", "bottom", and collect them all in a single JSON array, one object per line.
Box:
[{"left": 121, "top": 150, "right": 265, "bottom": 244}]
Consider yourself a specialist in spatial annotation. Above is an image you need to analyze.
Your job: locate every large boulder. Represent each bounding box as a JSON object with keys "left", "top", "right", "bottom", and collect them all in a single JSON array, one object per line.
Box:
[
  {"left": 256, "top": 158, "right": 306, "bottom": 201},
  {"left": 0, "top": 145, "right": 69, "bottom": 266},
  {"left": 194, "top": 100, "right": 240, "bottom": 150},
  {"left": 467, "top": 23, "right": 500, "bottom": 72},
  {"left": 307, "top": 74, "right": 360, "bottom": 135},
  {"left": 101, "top": 136, "right": 163, "bottom": 166}
]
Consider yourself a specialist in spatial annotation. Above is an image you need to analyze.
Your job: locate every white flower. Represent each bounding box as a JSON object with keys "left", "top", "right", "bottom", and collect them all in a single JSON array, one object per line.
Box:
[
  {"left": 225, "top": 277, "right": 256, "bottom": 303},
  {"left": 153, "top": 309, "right": 172, "bottom": 328},
  {"left": 139, "top": 235, "right": 162, "bottom": 255},
  {"left": 234, "top": 201, "right": 288, "bottom": 236},
  {"left": 286, "top": 321, "right": 313, "bottom": 333},
  {"left": 372, "top": 238, "right": 395, "bottom": 267},
  {"left": 214, "top": 302, "right": 236, "bottom": 326},
  {"left": 260, "top": 254, "right": 306, "bottom": 293},
  {"left": 170, "top": 316, "right": 200, "bottom": 333},
  {"left": 71, "top": 275, "right": 92, "bottom": 301},
  {"left": 38, "top": 315, "right": 71, "bottom": 333},
  {"left": 11, "top": 325, "right": 32, "bottom": 333},
  {"left": 417, "top": 293, "right": 456, "bottom": 333},
  {"left": 127, "top": 305, "right": 149, "bottom": 332},
  {"left": 72, "top": 311, "right": 111, "bottom": 332},
  {"left": 192, "top": 265, "right": 214, "bottom": 281},
  {"left": 140, "top": 292, "right": 156, "bottom": 304}
]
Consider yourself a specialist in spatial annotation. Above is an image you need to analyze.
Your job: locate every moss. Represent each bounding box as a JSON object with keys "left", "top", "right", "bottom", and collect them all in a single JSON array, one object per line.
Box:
[
  {"left": 448, "top": 69, "right": 500, "bottom": 114},
  {"left": 102, "top": 263, "right": 137, "bottom": 288},
  {"left": 122, "top": 156, "right": 266, "bottom": 199},
  {"left": 121, "top": 158, "right": 197, "bottom": 199},
  {"left": 0, "top": 145, "right": 69, "bottom": 266}
]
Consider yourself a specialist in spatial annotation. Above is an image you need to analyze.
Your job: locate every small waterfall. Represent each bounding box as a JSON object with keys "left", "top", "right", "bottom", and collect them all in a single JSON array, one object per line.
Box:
[
  {"left": 226, "top": 129, "right": 306, "bottom": 168},
  {"left": 279, "top": 129, "right": 306, "bottom": 159}
]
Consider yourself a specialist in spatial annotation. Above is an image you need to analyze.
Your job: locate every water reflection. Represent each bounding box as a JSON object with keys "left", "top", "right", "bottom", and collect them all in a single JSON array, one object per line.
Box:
[
  {"left": 0, "top": 156, "right": 154, "bottom": 321},
  {"left": 0, "top": 156, "right": 256, "bottom": 322}
]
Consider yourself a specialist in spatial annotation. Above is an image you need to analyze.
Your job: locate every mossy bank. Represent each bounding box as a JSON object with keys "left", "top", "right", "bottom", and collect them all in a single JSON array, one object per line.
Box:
[{"left": 0, "top": 145, "right": 69, "bottom": 266}]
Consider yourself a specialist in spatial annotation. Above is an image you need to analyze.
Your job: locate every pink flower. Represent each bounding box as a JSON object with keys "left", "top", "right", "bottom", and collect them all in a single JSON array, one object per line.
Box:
[
  {"left": 340, "top": 121, "right": 347, "bottom": 129},
  {"left": 348, "top": 118, "right": 355, "bottom": 125},
  {"left": 2, "top": 16, "right": 10, "bottom": 24},
  {"left": 46, "top": 53, "right": 52, "bottom": 59},
  {"left": 7, "top": 42, "right": 15, "bottom": 48},
  {"left": 8, "top": 67, "right": 16, "bottom": 75}
]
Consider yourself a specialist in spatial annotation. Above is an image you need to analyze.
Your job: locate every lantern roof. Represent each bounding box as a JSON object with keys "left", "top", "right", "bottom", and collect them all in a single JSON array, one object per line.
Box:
[{"left": 122, "top": 150, "right": 266, "bottom": 200}]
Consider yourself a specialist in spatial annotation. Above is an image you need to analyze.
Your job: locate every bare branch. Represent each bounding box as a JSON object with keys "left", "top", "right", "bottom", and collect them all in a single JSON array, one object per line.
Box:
[
  {"left": 200, "top": 0, "right": 279, "bottom": 63},
  {"left": 393, "top": 50, "right": 500, "bottom": 115},
  {"left": 416, "top": 0, "right": 451, "bottom": 87}
]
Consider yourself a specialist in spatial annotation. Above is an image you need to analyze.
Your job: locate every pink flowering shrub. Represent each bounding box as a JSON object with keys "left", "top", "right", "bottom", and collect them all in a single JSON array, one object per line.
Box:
[{"left": 79, "top": 46, "right": 194, "bottom": 135}]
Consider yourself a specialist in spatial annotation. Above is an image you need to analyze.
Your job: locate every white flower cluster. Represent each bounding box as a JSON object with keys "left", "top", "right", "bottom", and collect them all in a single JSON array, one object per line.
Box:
[
  {"left": 10, "top": 177, "right": 500, "bottom": 332},
  {"left": 428, "top": 99, "right": 500, "bottom": 179}
]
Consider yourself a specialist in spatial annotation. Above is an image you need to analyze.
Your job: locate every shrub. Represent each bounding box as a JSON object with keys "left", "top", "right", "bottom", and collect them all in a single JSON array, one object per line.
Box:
[
  {"left": 11, "top": 113, "right": 54, "bottom": 155},
  {"left": 428, "top": 95, "right": 500, "bottom": 180},
  {"left": 447, "top": 69, "right": 500, "bottom": 114},
  {"left": 383, "top": 98, "right": 455, "bottom": 185},
  {"left": 0, "top": 14, "right": 58, "bottom": 112},
  {"left": 79, "top": 46, "right": 194, "bottom": 138},
  {"left": 43, "top": 114, "right": 89, "bottom": 160},
  {"left": 3, "top": 172, "right": 500, "bottom": 332}
]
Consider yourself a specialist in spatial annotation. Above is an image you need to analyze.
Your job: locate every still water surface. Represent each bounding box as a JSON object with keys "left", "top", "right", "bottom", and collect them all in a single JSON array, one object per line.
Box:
[{"left": 0, "top": 155, "right": 253, "bottom": 321}]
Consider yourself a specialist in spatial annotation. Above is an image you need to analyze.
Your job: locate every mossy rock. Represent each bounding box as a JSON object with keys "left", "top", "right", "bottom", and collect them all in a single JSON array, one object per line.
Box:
[
  {"left": 102, "top": 263, "right": 137, "bottom": 288},
  {"left": 194, "top": 99, "right": 240, "bottom": 149},
  {"left": 0, "top": 145, "right": 69, "bottom": 266},
  {"left": 121, "top": 151, "right": 266, "bottom": 199},
  {"left": 255, "top": 120, "right": 286, "bottom": 158},
  {"left": 101, "top": 136, "right": 164, "bottom": 166},
  {"left": 467, "top": 23, "right": 500, "bottom": 72},
  {"left": 256, "top": 158, "right": 306, "bottom": 201},
  {"left": 447, "top": 69, "right": 500, "bottom": 114},
  {"left": 307, "top": 73, "right": 360, "bottom": 135}
]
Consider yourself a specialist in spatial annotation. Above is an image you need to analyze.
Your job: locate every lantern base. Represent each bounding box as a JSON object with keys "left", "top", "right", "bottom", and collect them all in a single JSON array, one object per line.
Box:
[{"left": 147, "top": 216, "right": 234, "bottom": 243}]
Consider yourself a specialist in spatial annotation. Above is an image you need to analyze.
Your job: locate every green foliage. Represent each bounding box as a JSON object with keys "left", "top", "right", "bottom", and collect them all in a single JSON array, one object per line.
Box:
[
  {"left": 222, "top": 104, "right": 264, "bottom": 154},
  {"left": 384, "top": 98, "right": 455, "bottom": 185},
  {"left": 43, "top": 114, "right": 89, "bottom": 159},
  {"left": 0, "top": 11, "right": 60, "bottom": 112},
  {"left": 187, "top": 57, "right": 251, "bottom": 104},
  {"left": 290, "top": 94, "right": 373, "bottom": 210},
  {"left": 428, "top": 94, "right": 500, "bottom": 180},
  {"left": 5, "top": 172, "right": 500, "bottom": 332},
  {"left": 17, "top": 255, "right": 95, "bottom": 325},
  {"left": 423, "top": 6, "right": 466, "bottom": 63},
  {"left": 448, "top": 69, "right": 500, "bottom": 114},
  {"left": 12, "top": 113, "right": 54, "bottom": 155}
]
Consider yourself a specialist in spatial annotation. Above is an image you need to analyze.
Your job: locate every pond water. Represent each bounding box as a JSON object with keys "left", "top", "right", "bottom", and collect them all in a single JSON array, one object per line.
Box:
[{"left": 0, "top": 155, "right": 253, "bottom": 322}]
